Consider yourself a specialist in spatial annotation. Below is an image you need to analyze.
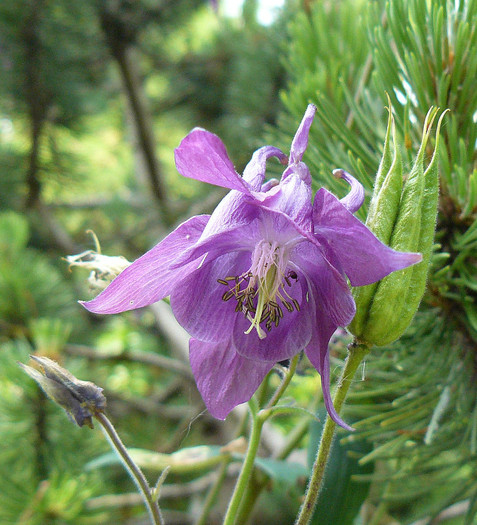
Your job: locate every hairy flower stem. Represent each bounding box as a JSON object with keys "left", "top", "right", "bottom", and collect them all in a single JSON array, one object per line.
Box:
[
  {"left": 223, "top": 401, "right": 264, "bottom": 525},
  {"left": 233, "top": 384, "right": 321, "bottom": 524},
  {"left": 223, "top": 355, "right": 300, "bottom": 525},
  {"left": 95, "top": 412, "right": 164, "bottom": 525},
  {"left": 295, "top": 342, "right": 370, "bottom": 525}
]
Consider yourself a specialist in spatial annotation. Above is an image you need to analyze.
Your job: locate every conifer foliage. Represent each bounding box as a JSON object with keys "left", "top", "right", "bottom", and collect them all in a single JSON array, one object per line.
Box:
[{"left": 275, "top": 0, "right": 477, "bottom": 521}]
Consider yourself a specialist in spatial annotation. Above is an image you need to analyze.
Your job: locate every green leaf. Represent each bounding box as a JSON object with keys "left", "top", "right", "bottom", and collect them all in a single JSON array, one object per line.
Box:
[
  {"left": 253, "top": 457, "right": 308, "bottom": 484},
  {"left": 307, "top": 410, "right": 374, "bottom": 525},
  {"left": 86, "top": 445, "right": 227, "bottom": 475}
]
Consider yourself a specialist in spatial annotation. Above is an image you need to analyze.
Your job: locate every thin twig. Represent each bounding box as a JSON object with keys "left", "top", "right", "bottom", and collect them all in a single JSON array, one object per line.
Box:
[
  {"left": 64, "top": 344, "right": 193, "bottom": 379},
  {"left": 35, "top": 201, "right": 79, "bottom": 254},
  {"left": 95, "top": 412, "right": 165, "bottom": 525}
]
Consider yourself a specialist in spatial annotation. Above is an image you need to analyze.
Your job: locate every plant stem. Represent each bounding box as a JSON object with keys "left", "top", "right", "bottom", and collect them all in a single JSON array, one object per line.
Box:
[
  {"left": 223, "top": 355, "right": 301, "bottom": 524},
  {"left": 235, "top": 469, "right": 264, "bottom": 522},
  {"left": 266, "top": 354, "right": 299, "bottom": 408},
  {"left": 223, "top": 405, "right": 265, "bottom": 525},
  {"left": 232, "top": 386, "right": 321, "bottom": 525},
  {"left": 209, "top": 358, "right": 300, "bottom": 525},
  {"left": 95, "top": 412, "right": 164, "bottom": 525},
  {"left": 295, "top": 342, "right": 370, "bottom": 525}
]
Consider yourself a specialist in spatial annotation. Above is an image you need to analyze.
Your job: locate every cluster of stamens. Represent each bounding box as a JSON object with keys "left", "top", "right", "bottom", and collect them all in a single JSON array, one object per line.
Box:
[{"left": 218, "top": 269, "right": 299, "bottom": 336}]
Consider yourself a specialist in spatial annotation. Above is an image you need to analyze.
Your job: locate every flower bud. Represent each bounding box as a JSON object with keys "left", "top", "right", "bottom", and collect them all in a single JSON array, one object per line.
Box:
[
  {"left": 19, "top": 356, "right": 106, "bottom": 428},
  {"left": 349, "top": 106, "right": 448, "bottom": 346}
]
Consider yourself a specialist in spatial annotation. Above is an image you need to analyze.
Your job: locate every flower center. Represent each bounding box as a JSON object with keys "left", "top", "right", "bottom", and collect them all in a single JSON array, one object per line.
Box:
[{"left": 218, "top": 241, "right": 300, "bottom": 339}]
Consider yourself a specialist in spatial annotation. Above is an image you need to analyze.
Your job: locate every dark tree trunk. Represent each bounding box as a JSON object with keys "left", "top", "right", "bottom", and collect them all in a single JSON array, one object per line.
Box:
[
  {"left": 98, "top": 5, "right": 171, "bottom": 224},
  {"left": 23, "top": 0, "right": 49, "bottom": 210}
]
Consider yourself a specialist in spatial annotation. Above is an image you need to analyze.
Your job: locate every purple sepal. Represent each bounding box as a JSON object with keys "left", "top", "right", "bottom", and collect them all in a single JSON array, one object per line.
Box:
[
  {"left": 189, "top": 338, "right": 273, "bottom": 419},
  {"left": 314, "top": 188, "right": 421, "bottom": 286},
  {"left": 81, "top": 215, "right": 209, "bottom": 314}
]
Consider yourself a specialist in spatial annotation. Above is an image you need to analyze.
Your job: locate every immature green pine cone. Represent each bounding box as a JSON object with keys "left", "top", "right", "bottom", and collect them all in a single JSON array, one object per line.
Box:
[{"left": 349, "top": 107, "right": 448, "bottom": 346}]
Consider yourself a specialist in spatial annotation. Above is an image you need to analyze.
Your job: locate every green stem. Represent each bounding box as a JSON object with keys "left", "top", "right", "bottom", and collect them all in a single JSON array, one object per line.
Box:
[
  {"left": 256, "top": 370, "right": 272, "bottom": 407},
  {"left": 223, "top": 405, "right": 265, "bottom": 525},
  {"left": 295, "top": 342, "right": 370, "bottom": 525},
  {"left": 232, "top": 397, "right": 319, "bottom": 525},
  {"left": 95, "top": 412, "right": 164, "bottom": 525},
  {"left": 266, "top": 354, "right": 299, "bottom": 408},
  {"left": 235, "top": 469, "right": 264, "bottom": 521},
  {"left": 222, "top": 357, "right": 301, "bottom": 524},
  {"left": 228, "top": 355, "right": 304, "bottom": 524}
]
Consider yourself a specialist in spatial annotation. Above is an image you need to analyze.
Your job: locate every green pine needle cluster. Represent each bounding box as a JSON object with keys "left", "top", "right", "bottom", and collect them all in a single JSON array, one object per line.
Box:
[
  {"left": 0, "top": 337, "right": 108, "bottom": 524},
  {"left": 0, "top": 213, "right": 79, "bottom": 338}
]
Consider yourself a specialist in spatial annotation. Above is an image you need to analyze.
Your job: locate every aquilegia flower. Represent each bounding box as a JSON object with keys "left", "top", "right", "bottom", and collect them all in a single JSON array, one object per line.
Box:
[{"left": 81, "top": 105, "right": 421, "bottom": 430}]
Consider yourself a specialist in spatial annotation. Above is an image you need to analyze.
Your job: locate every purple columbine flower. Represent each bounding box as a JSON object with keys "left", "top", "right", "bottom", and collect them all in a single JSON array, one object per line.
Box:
[{"left": 81, "top": 105, "right": 421, "bottom": 430}]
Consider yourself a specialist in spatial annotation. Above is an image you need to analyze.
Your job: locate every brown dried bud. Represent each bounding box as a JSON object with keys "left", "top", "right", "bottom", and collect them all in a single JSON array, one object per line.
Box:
[{"left": 19, "top": 356, "right": 106, "bottom": 428}]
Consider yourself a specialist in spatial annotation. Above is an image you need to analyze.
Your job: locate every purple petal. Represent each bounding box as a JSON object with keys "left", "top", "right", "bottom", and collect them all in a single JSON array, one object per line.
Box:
[
  {"left": 257, "top": 195, "right": 324, "bottom": 251},
  {"left": 198, "top": 190, "right": 259, "bottom": 240},
  {"left": 176, "top": 183, "right": 318, "bottom": 273},
  {"left": 192, "top": 184, "right": 285, "bottom": 247},
  {"left": 293, "top": 241, "right": 356, "bottom": 328},
  {"left": 289, "top": 104, "right": 317, "bottom": 165},
  {"left": 313, "top": 188, "right": 422, "bottom": 286},
  {"left": 282, "top": 161, "right": 312, "bottom": 185},
  {"left": 171, "top": 251, "right": 250, "bottom": 343},
  {"left": 242, "top": 146, "right": 288, "bottom": 191},
  {"left": 261, "top": 178, "right": 280, "bottom": 192},
  {"left": 172, "top": 219, "right": 258, "bottom": 270},
  {"left": 303, "top": 274, "right": 354, "bottom": 431},
  {"left": 190, "top": 338, "right": 273, "bottom": 419},
  {"left": 81, "top": 215, "right": 209, "bottom": 314},
  {"left": 173, "top": 207, "right": 309, "bottom": 272},
  {"left": 333, "top": 169, "right": 365, "bottom": 213},
  {"left": 261, "top": 172, "right": 313, "bottom": 230},
  {"left": 306, "top": 341, "right": 354, "bottom": 432},
  {"left": 233, "top": 278, "right": 313, "bottom": 362},
  {"left": 175, "top": 129, "right": 251, "bottom": 193}
]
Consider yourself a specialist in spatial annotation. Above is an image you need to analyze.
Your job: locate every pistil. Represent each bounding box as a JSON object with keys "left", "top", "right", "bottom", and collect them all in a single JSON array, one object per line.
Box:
[{"left": 218, "top": 241, "right": 300, "bottom": 338}]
